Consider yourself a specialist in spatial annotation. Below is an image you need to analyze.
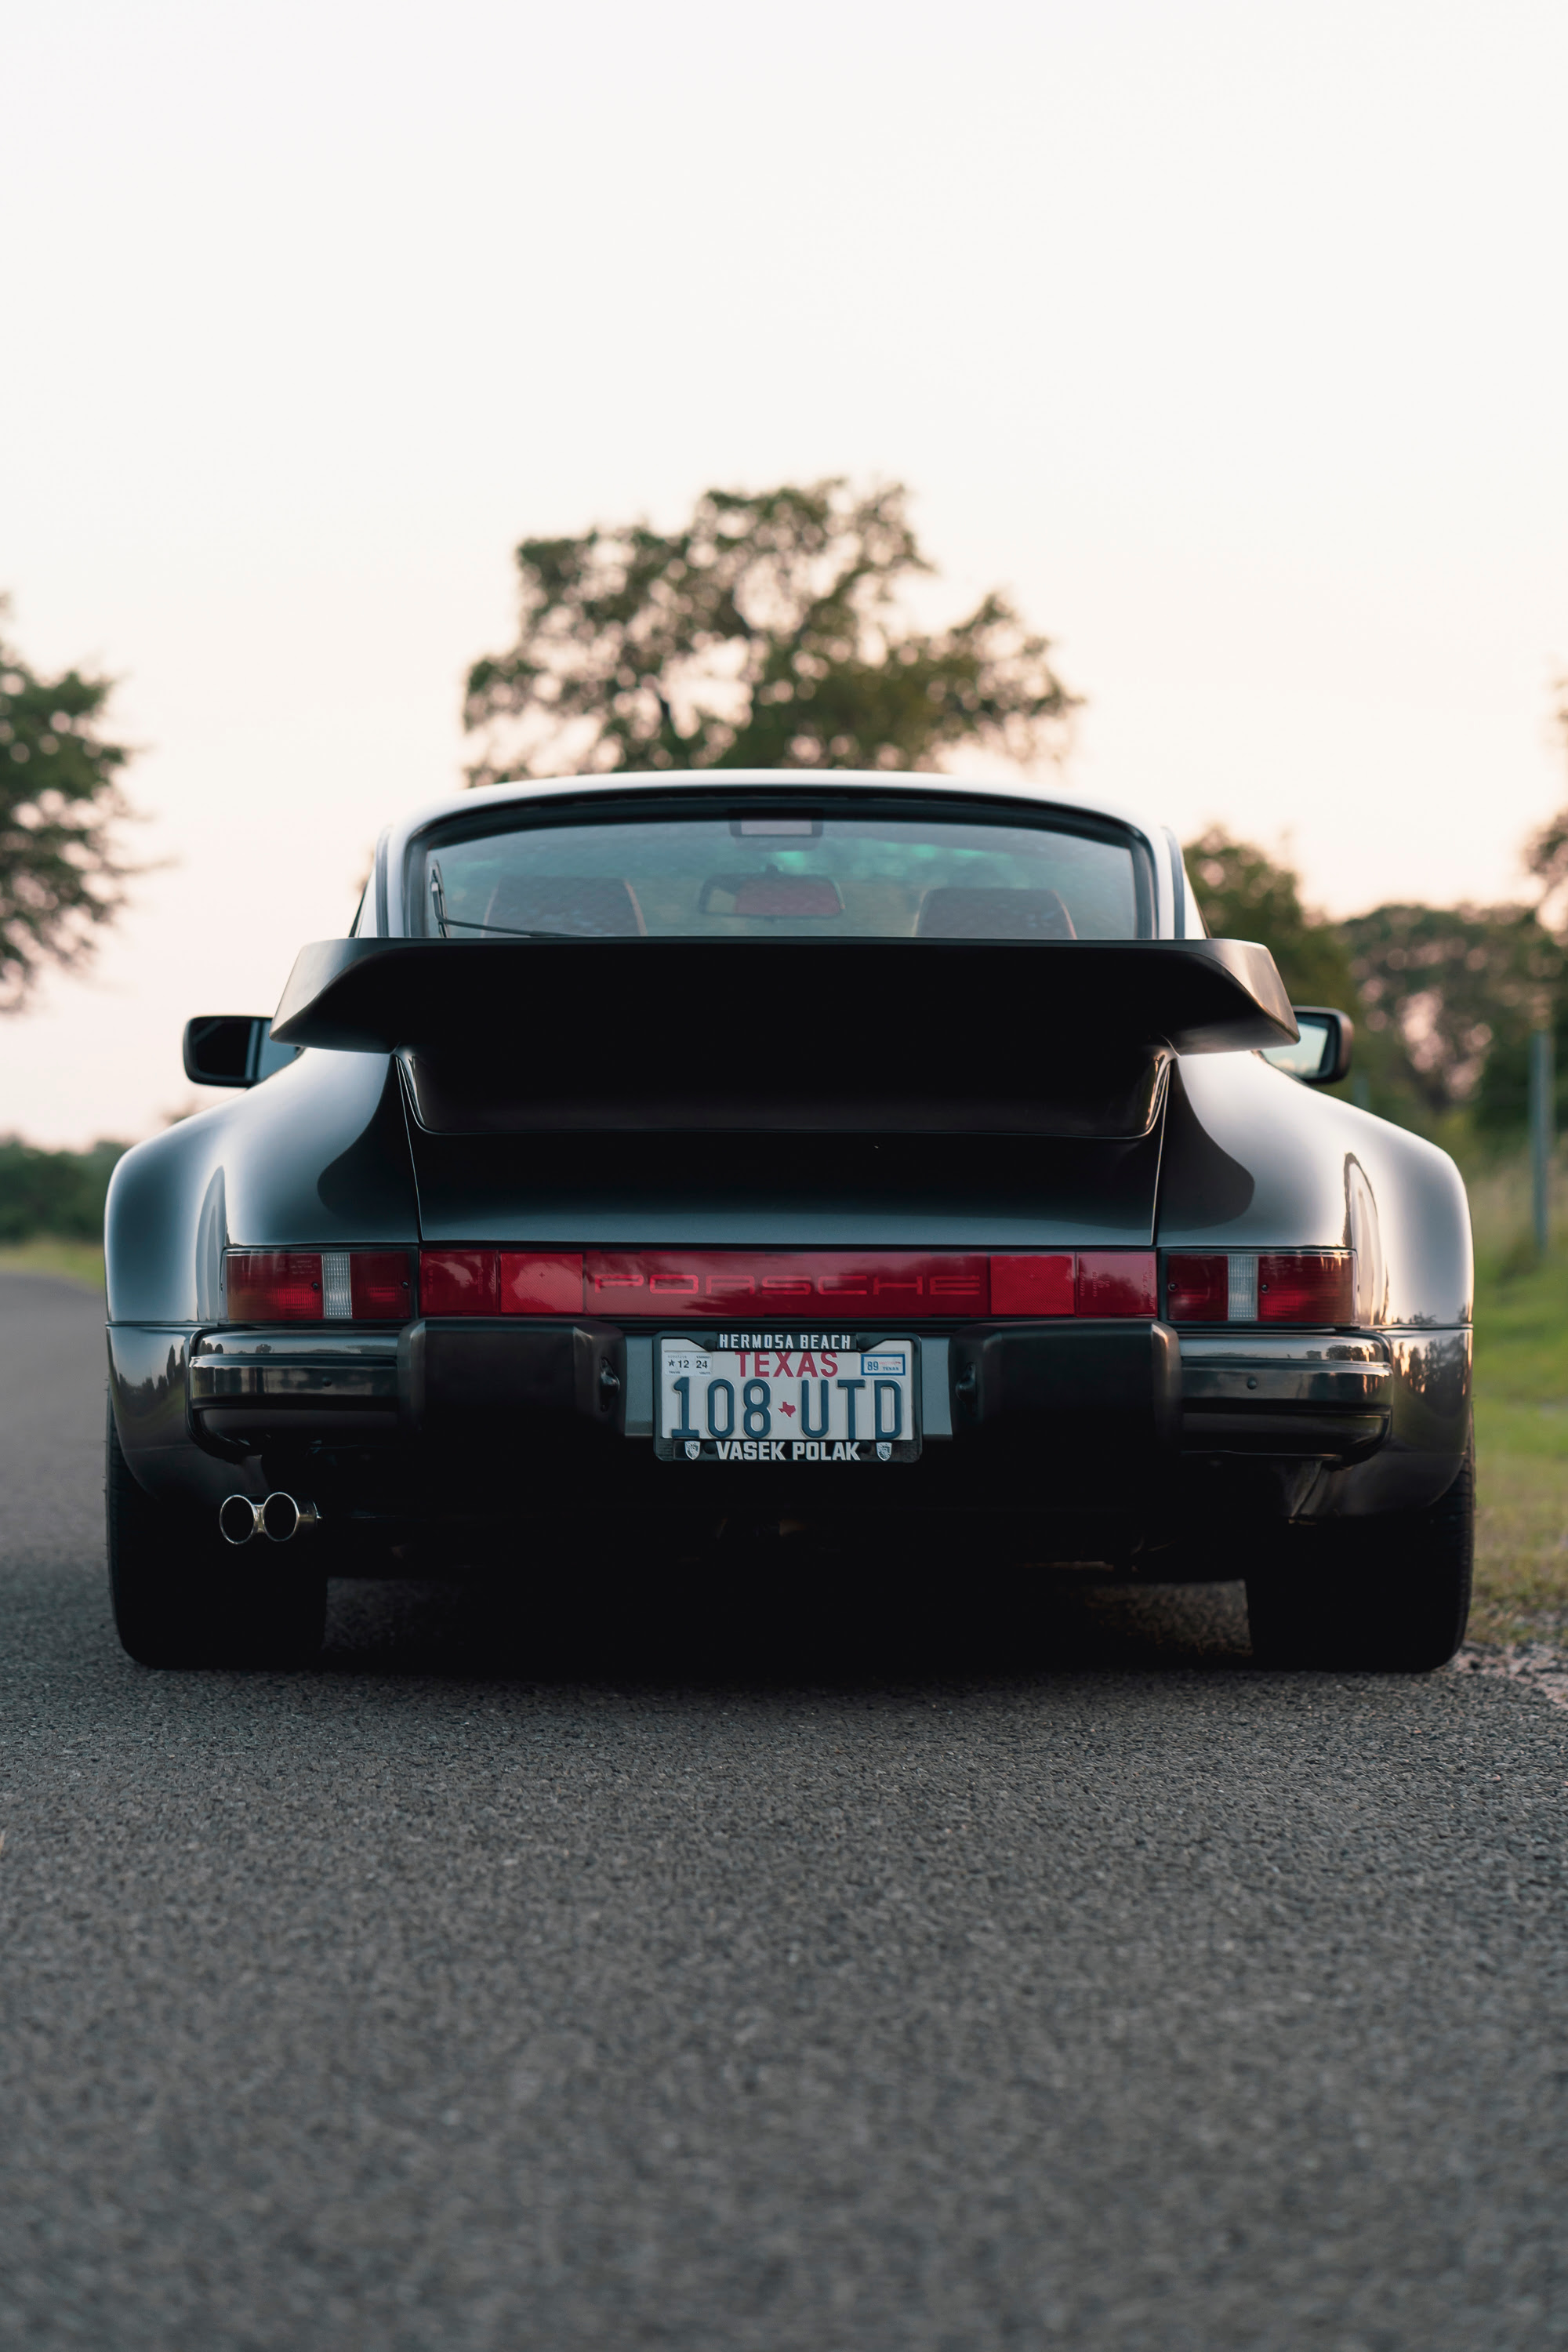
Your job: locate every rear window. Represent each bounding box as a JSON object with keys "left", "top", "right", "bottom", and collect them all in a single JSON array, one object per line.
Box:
[{"left": 417, "top": 804, "right": 1149, "bottom": 941}]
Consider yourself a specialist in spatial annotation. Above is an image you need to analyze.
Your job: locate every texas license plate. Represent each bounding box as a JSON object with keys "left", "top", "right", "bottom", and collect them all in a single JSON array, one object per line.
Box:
[{"left": 655, "top": 1334, "right": 920, "bottom": 1463}]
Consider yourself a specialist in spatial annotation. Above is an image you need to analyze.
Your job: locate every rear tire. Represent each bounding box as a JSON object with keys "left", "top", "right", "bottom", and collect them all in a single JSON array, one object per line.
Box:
[
  {"left": 1245, "top": 1426, "right": 1473, "bottom": 1671},
  {"left": 107, "top": 1397, "right": 325, "bottom": 1668}
]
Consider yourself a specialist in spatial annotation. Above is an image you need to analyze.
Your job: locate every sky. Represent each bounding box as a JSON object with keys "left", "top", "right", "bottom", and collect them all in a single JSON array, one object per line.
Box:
[{"left": 3, "top": 0, "right": 1566, "bottom": 1145}]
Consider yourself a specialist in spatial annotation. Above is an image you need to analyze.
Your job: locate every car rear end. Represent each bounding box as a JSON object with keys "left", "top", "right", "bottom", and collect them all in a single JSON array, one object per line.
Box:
[
  {"left": 187, "top": 1233, "right": 1386, "bottom": 1574},
  {"left": 176, "top": 779, "right": 1427, "bottom": 1588}
]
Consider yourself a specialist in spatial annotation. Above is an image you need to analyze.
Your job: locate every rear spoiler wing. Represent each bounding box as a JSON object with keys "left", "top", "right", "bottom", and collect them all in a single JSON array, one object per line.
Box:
[{"left": 270, "top": 937, "right": 1296, "bottom": 1138}]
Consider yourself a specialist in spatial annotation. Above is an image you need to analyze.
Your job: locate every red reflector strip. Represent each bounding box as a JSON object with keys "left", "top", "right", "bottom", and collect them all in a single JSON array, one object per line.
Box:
[
  {"left": 1076, "top": 1250, "right": 1158, "bottom": 1317},
  {"left": 989, "top": 1255, "right": 1073, "bottom": 1315},
  {"left": 350, "top": 1251, "right": 413, "bottom": 1320},
  {"left": 1258, "top": 1252, "right": 1355, "bottom": 1323},
  {"left": 583, "top": 1250, "right": 990, "bottom": 1315},
  {"left": 988, "top": 1253, "right": 1158, "bottom": 1318},
  {"left": 1164, "top": 1253, "right": 1228, "bottom": 1320},
  {"left": 226, "top": 1251, "right": 324, "bottom": 1321},
  {"left": 407, "top": 1247, "right": 1178, "bottom": 1323},
  {"left": 500, "top": 1250, "right": 584, "bottom": 1314},
  {"left": 419, "top": 1248, "right": 499, "bottom": 1315}
]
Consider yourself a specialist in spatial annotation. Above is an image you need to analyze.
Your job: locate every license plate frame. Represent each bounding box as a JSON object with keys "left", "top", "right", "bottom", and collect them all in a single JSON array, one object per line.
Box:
[{"left": 654, "top": 1330, "right": 922, "bottom": 1463}]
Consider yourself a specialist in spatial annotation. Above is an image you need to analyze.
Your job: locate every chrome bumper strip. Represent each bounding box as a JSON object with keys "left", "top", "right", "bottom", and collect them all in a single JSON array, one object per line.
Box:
[
  {"left": 190, "top": 1330, "right": 399, "bottom": 1404},
  {"left": 188, "top": 1329, "right": 1394, "bottom": 1436},
  {"left": 1178, "top": 1333, "right": 1391, "bottom": 1409},
  {"left": 1176, "top": 1334, "right": 1392, "bottom": 1457}
]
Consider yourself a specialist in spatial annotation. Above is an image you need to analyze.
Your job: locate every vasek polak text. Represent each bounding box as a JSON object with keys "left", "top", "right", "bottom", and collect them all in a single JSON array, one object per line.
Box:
[{"left": 706, "top": 1439, "right": 880, "bottom": 1462}]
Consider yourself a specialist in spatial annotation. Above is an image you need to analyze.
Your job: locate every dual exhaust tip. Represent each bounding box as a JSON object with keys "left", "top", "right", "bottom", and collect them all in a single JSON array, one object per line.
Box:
[{"left": 219, "top": 1491, "right": 321, "bottom": 1547}]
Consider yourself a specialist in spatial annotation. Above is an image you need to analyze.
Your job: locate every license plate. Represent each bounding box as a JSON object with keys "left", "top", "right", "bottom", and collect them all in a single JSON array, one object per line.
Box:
[{"left": 655, "top": 1334, "right": 920, "bottom": 1462}]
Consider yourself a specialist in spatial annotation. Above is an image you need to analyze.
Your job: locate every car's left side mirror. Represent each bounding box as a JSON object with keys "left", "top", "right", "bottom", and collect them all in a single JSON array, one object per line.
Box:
[
  {"left": 1260, "top": 1007, "right": 1354, "bottom": 1088},
  {"left": 183, "top": 1015, "right": 301, "bottom": 1090}
]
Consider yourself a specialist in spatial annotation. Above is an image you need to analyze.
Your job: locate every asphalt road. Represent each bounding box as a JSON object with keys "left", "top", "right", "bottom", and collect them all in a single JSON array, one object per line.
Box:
[{"left": 3, "top": 1271, "right": 1567, "bottom": 2350}]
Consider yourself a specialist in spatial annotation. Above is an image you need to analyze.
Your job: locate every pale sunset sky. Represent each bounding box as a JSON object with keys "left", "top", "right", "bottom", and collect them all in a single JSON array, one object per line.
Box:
[{"left": 3, "top": 0, "right": 1566, "bottom": 1143}]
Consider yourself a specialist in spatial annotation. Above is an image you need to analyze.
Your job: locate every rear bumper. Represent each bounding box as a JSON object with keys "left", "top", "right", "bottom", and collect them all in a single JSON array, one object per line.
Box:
[
  {"left": 107, "top": 1312, "right": 1465, "bottom": 1538},
  {"left": 1175, "top": 1333, "right": 1391, "bottom": 1460},
  {"left": 183, "top": 1319, "right": 1393, "bottom": 1464}
]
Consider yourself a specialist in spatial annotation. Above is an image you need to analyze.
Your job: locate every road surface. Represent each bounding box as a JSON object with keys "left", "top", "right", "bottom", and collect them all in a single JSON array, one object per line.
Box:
[{"left": 2, "top": 1271, "right": 1566, "bottom": 2348}]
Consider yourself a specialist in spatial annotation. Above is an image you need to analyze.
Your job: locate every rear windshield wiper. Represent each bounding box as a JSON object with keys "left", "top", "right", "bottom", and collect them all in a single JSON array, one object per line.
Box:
[
  {"left": 426, "top": 866, "right": 562, "bottom": 938},
  {"left": 435, "top": 916, "right": 577, "bottom": 939}
]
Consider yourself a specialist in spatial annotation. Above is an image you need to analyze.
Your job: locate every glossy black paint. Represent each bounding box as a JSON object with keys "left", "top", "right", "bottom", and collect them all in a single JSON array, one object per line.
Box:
[
  {"left": 104, "top": 774, "right": 1474, "bottom": 1561},
  {"left": 1157, "top": 1056, "right": 1472, "bottom": 1329},
  {"left": 407, "top": 1127, "right": 1168, "bottom": 1247},
  {"left": 104, "top": 1324, "right": 259, "bottom": 1512},
  {"left": 272, "top": 931, "right": 1298, "bottom": 1063},
  {"left": 106, "top": 1054, "right": 418, "bottom": 1323}
]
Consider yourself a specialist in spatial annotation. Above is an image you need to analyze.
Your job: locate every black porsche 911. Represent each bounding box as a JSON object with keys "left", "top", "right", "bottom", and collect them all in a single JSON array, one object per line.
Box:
[{"left": 104, "top": 771, "right": 1472, "bottom": 1670}]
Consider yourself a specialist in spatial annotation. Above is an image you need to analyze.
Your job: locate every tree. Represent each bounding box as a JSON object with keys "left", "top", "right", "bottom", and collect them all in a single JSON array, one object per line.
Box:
[
  {"left": 1522, "top": 674, "right": 1568, "bottom": 922},
  {"left": 1183, "top": 826, "right": 1362, "bottom": 1007},
  {"left": 0, "top": 1135, "right": 129, "bottom": 1240},
  {"left": 1183, "top": 826, "right": 1437, "bottom": 1120},
  {"left": 0, "top": 601, "right": 136, "bottom": 1009},
  {"left": 463, "top": 480, "right": 1078, "bottom": 786},
  {"left": 1340, "top": 902, "right": 1562, "bottom": 1123}
]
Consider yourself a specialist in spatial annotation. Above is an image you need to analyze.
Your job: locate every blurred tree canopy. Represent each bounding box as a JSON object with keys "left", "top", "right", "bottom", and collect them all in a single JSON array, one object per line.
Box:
[
  {"left": 1184, "top": 826, "right": 1361, "bottom": 1007},
  {"left": 1340, "top": 902, "right": 1563, "bottom": 1126},
  {"left": 0, "top": 602, "right": 136, "bottom": 1009},
  {"left": 1522, "top": 677, "right": 1568, "bottom": 920},
  {"left": 463, "top": 480, "right": 1078, "bottom": 786},
  {"left": 1185, "top": 823, "right": 1567, "bottom": 1134},
  {"left": 0, "top": 1136, "right": 127, "bottom": 1240}
]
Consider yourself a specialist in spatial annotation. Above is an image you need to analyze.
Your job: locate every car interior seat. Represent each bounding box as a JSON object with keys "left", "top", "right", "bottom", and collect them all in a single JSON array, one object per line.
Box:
[
  {"left": 914, "top": 886, "right": 1077, "bottom": 939},
  {"left": 478, "top": 877, "right": 647, "bottom": 937}
]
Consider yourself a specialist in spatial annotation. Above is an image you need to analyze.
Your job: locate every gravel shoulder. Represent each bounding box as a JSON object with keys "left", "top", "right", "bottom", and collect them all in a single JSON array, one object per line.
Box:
[{"left": 4, "top": 1272, "right": 1568, "bottom": 2351}]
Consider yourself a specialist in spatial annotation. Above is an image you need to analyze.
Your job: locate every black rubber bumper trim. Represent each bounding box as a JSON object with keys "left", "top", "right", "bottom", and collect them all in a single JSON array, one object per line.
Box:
[
  {"left": 948, "top": 1319, "right": 1181, "bottom": 1465},
  {"left": 397, "top": 1319, "right": 626, "bottom": 1438}
]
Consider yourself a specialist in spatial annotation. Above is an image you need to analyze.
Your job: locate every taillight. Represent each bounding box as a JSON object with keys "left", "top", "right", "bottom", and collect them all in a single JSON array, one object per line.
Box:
[
  {"left": 226, "top": 1251, "right": 324, "bottom": 1321},
  {"left": 1164, "top": 1254, "right": 1229, "bottom": 1320},
  {"left": 1163, "top": 1250, "right": 1355, "bottom": 1324},
  {"left": 413, "top": 1247, "right": 1167, "bottom": 1319},
  {"left": 224, "top": 1249, "right": 413, "bottom": 1323},
  {"left": 229, "top": 1243, "right": 1357, "bottom": 1329},
  {"left": 1258, "top": 1252, "right": 1355, "bottom": 1323},
  {"left": 350, "top": 1252, "right": 414, "bottom": 1320}
]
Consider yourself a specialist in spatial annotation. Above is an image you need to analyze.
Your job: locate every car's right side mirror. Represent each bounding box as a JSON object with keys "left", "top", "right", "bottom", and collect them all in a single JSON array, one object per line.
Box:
[
  {"left": 1260, "top": 1007, "right": 1354, "bottom": 1087},
  {"left": 182, "top": 1015, "right": 301, "bottom": 1090}
]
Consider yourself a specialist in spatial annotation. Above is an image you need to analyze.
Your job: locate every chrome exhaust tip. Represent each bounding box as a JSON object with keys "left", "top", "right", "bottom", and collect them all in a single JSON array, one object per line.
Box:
[
  {"left": 219, "top": 1494, "right": 264, "bottom": 1546},
  {"left": 260, "top": 1491, "right": 321, "bottom": 1544}
]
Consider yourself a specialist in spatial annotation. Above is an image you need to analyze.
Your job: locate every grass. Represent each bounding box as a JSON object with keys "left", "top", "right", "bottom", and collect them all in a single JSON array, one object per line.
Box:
[
  {"left": 4, "top": 1158, "right": 1567, "bottom": 1644},
  {"left": 0, "top": 1236, "right": 105, "bottom": 1290},
  {"left": 1471, "top": 1243, "right": 1568, "bottom": 1646}
]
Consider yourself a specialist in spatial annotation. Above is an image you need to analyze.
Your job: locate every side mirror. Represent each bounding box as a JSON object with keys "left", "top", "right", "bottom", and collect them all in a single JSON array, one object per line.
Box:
[
  {"left": 1260, "top": 1007, "right": 1354, "bottom": 1088},
  {"left": 183, "top": 1016, "right": 301, "bottom": 1090}
]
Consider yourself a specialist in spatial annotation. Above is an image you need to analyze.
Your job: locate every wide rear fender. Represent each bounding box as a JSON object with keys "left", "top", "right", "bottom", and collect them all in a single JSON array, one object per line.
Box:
[
  {"left": 1158, "top": 1054, "right": 1471, "bottom": 1331},
  {"left": 105, "top": 1052, "right": 417, "bottom": 1323}
]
